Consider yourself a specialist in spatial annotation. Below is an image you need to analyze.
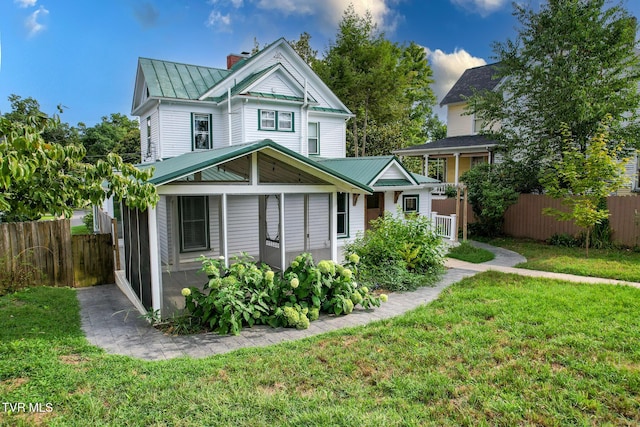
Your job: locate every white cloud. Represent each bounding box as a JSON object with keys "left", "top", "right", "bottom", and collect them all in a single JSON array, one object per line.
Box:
[
  {"left": 206, "top": 10, "right": 232, "bottom": 30},
  {"left": 25, "top": 6, "right": 48, "bottom": 37},
  {"left": 255, "top": 0, "right": 399, "bottom": 33},
  {"left": 450, "top": 0, "right": 508, "bottom": 16},
  {"left": 14, "top": 0, "right": 37, "bottom": 8},
  {"left": 425, "top": 47, "right": 487, "bottom": 118}
]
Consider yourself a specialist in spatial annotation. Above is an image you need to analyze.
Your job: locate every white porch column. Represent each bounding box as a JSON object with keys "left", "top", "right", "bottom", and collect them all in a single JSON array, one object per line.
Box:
[
  {"left": 450, "top": 214, "right": 458, "bottom": 242},
  {"left": 488, "top": 150, "right": 492, "bottom": 165},
  {"left": 423, "top": 154, "right": 429, "bottom": 176},
  {"left": 221, "top": 193, "right": 229, "bottom": 267},
  {"left": 147, "top": 204, "right": 162, "bottom": 313},
  {"left": 279, "top": 193, "right": 286, "bottom": 272},
  {"left": 454, "top": 153, "right": 460, "bottom": 186},
  {"left": 330, "top": 191, "right": 338, "bottom": 262}
]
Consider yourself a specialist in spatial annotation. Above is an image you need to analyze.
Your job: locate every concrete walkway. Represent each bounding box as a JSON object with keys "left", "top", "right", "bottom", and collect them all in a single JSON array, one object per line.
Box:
[{"left": 76, "top": 242, "right": 639, "bottom": 361}]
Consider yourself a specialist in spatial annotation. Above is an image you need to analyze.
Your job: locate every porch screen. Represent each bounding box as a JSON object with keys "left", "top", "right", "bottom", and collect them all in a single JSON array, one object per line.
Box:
[{"left": 180, "top": 196, "right": 209, "bottom": 252}]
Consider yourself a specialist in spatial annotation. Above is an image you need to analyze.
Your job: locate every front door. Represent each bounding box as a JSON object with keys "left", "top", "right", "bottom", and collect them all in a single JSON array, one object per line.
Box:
[{"left": 365, "top": 192, "right": 385, "bottom": 230}]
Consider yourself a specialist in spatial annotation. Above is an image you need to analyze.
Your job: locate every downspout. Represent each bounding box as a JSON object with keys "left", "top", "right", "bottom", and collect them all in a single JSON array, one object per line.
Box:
[
  {"left": 228, "top": 87, "right": 232, "bottom": 146},
  {"left": 300, "top": 78, "right": 308, "bottom": 155}
]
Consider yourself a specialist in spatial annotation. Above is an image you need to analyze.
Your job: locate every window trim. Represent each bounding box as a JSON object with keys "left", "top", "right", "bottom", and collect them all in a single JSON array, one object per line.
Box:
[
  {"left": 403, "top": 194, "right": 419, "bottom": 214},
  {"left": 192, "top": 113, "right": 212, "bottom": 150},
  {"left": 178, "top": 196, "right": 210, "bottom": 253},
  {"left": 146, "top": 116, "right": 152, "bottom": 158},
  {"left": 258, "top": 109, "right": 295, "bottom": 132},
  {"left": 308, "top": 121, "right": 320, "bottom": 155},
  {"left": 337, "top": 192, "right": 349, "bottom": 238}
]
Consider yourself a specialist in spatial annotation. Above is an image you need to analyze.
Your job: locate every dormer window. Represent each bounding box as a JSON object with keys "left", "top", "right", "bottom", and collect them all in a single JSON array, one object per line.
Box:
[{"left": 192, "top": 113, "right": 211, "bottom": 150}]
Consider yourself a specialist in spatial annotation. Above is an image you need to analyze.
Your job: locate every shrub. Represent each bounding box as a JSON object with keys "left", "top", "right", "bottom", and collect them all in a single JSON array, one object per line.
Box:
[
  {"left": 0, "top": 252, "right": 44, "bottom": 296},
  {"left": 82, "top": 212, "right": 94, "bottom": 231},
  {"left": 344, "top": 209, "right": 445, "bottom": 291},
  {"left": 181, "top": 252, "right": 385, "bottom": 335}
]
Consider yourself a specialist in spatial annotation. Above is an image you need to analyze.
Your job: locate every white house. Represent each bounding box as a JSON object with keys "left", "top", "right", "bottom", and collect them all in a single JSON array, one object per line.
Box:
[{"left": 119, "top": 38, "right": 447, "bottom": 316}]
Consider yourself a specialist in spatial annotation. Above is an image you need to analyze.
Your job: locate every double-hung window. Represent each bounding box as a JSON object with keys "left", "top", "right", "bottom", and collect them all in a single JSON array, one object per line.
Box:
[
  {"left": 192, "top": 113, "right": 211, "bottom": 150},
  {"left": 308, "top": 122, "right": 319, "bottom": 155},
  {"left": 260, "top": 110, "right": 276, "bottom": 130},
  {"left": 337, "top": 192, "right": 348, "bottom": 238},
  {"left": 179, "top": 196, "right": 209, "bottom": 252},
  {"left": 259, "top": 109, "right": 294, "bottom": 131}
]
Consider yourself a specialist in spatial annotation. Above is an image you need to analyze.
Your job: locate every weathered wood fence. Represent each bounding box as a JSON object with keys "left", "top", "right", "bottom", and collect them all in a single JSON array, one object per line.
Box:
[
  {"left": 0, "top": 218, "right": 115, "bottom": 288},
  {"left": 432, "top": 194, "right": 640, "bottom": 247}
]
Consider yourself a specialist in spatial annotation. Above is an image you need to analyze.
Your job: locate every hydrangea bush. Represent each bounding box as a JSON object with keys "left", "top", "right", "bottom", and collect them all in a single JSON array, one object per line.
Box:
[{"left": 181, "top": 252, "right": 386, "bottom": 335}]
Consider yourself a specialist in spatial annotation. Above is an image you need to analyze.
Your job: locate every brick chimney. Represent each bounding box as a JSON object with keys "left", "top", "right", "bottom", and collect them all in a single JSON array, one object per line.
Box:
[{"left": 226, "top": 51, "right": 251, "bottom": 69}]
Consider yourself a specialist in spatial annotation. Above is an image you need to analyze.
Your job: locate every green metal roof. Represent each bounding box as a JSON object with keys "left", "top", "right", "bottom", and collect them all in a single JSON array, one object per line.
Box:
[
  {"left": 315, "top": 156, "right": 397, "bottom": 186},
  {"left": 139, "top": 58, "right": 230, "bottom": 100},
  {"left": 374, "top": 179, "right": 413, "bottom": 187},
  {"left": 410, "top": 172, "right": 440, "bottom": 184},
  {"left": 310, "top": 106, "right": 350, "bottom": 114},
  {"left": 138, "top": 139, "right": 373, "bottom": 193}
]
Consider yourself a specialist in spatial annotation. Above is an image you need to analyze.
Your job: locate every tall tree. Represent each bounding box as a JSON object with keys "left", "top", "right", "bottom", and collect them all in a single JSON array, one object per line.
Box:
[
  {"left": 314, "top": 5, "right": 442, "bottom": 157},
  {"left": 471, "top": 0, "right": 640, "bottom": 172},
  {"left": 288, "top": 32, "right": 318, "bottom": 66},
  {"left": 79, "top": 113, "right": 141, "bottom": 164}
]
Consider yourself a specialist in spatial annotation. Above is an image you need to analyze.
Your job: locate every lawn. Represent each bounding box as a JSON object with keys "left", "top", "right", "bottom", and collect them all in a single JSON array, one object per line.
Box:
[
  {"left": 1, "top": 273, "right": 639, "bottom": 426},
  {"left": 447, "top": 241, "right": 495, "bottom": 263},
  {"left": 485, "top": 237, "right": 640, "bottom": 282}
]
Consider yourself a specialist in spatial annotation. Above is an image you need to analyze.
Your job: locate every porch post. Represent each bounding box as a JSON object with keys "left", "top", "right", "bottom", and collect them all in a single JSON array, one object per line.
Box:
[
  {"left": 221, "top": 193, "right": 229, "bottom": 267},
  {"left": 330, "top": 191, "right": 338, "bottom": 262},
  {"left": 423, "top": 154, "right": 429, "bottom": 176},
  {"left": 147, "top": 203, "right": 162, "bottom": 313},
  {"left": 487, "top": 150, "right": 492, "bottom": 165},
  {"left": 279, "top": 193, "right": 286, "bottom": 272},
  {"left": 454, "top": 153, "right": 460, "bottom": 186}
]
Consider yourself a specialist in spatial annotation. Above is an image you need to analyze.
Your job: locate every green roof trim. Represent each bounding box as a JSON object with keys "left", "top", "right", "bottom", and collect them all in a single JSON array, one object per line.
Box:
[
  {"left": 310, "top": 106, "right": 350, "bottom": 114},
  {"left": 138, "top": 140, "right": 373, "bottom": 193},
  {"left": 410, "top": 172, "right": 440, "bottom": 184},
  {"left": 374, "top": 179, "right": 413, "bottom": 187},
  {"left": 316, "top": 156, "right": 395, "bottom": 186}
]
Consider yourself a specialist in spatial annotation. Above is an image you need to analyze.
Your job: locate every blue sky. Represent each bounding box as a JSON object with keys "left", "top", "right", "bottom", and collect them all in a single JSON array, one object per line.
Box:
[{"left": 2, "top": 0, "right": 640, "bottom": 127}]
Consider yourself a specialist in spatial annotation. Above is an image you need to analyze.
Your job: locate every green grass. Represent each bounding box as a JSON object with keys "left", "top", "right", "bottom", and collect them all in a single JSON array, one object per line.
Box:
[
  {"left": 447, "top": 241, "right": 495, "bottom": 263},
  {"left": 485, "top": 237, "right": 640, "bottom": 282},
  {"left": 1, "top": 276, "right": 639, "bottom": 426},
  {"left": 70, "top": 225, "right": 90, "bottom": 235}
]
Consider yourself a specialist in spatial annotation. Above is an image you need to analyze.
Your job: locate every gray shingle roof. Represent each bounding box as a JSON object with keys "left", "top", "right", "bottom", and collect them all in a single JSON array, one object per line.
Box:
[
  {"left": 440, "top": 63, "right": 502, "bottom": 106},
  {"left": 394, "top": 135, "right": 498, "bottom": 154}
]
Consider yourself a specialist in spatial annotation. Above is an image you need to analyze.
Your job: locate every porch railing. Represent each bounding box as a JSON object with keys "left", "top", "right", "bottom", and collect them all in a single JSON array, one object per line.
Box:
[
  {"left": 432, "top": 183, "right": 457, "bottom": 196},
  {"left": 431, "top": 212, "right": 457, "bottom": 241}
]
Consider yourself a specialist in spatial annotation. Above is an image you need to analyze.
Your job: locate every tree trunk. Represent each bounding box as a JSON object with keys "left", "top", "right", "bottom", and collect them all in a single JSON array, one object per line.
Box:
[
  {"left": 361, "top": 107, "right": 368, "bottom": 157},
  {"left": 352, "top": 118, "right": 359, "bottom": 158},
  {"left": 585, "top": 228, "right": 590, "bottom": 258}
]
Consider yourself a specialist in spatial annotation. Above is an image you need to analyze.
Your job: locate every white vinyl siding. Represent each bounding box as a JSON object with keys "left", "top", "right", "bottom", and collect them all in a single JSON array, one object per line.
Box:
[
  {"left": 253, "top": 73, "right": 299, "bottom": 98},
  {"left": 227, "top": 196, "right": 260, "bottom": 258},
  {"left": 158, "top": 196, "right": 170, "bottom": 265},
  {"left": 446, "top": 103, "right": 474, "bottom": 137},
  {"left": 307, "top": 115, "right": 345, "bottom": 158},
  {"left": 140, "top": 109, "right": 159, "bottom": 163},
  {"left": 244, "top": 105, "right": 299, "bottom": 151},
  {"left": 308, "top": 194, "right": 330, "bottom": 250}
]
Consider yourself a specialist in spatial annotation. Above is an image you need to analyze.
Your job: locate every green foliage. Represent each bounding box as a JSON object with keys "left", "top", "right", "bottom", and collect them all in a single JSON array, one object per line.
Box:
[
  {"left": 79, "top": 113, "right": 141, "bottom": 164},
  {"left": 181, "top": 253, "right": 384, "bottom": 335},
  {"left": 461, "top": 163, "right": 519, "bottom": 237},
  {"left": 471, "top": 0, "right": 640, "bottom": 177},
  {"left": 541, "top": 118, "right": 628, "bottom": 255},
  {"left": 344, "top": 210, "right": 445, "bottom": 291},
  {"left": 447, "top": 242, "right": 495, "bottom": 263},
  {"left": 0, "top": 109, "right": 158, "bottom": 222},
  {"left": 0, "top": 252, "right": 43, "bottom": 296},
  {"left": 82, "top": 212, "right": 94, "bottom": 231},
  {"left": 313, "top": 6, "right": 442, "bottom": 157}
]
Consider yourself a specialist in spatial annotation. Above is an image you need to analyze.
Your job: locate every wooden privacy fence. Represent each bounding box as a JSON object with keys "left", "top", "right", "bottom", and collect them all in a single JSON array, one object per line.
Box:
[
  {"left": 0, "top": 219, "right": 115, "bottom": 288},
  {"left": 432, "top": 194, "right": 640, "bottom": 247}
]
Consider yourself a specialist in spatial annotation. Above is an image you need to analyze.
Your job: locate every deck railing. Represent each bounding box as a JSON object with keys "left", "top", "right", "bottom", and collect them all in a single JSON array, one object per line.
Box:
[{"left": 431, "top": 212, "right": 457, "bottom": 241}]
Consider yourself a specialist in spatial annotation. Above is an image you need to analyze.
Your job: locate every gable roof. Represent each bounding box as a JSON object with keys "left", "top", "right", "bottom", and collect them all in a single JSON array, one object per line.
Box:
[
  {"left": 138, "top": 139, "right": 372, "bottom": 193},
  {"left": 316, "top": 156, "right": 438, "bottom": 187},
  {"left": 138, "top": 58, "right": 230, "bottom": 100},
  {"left": 440, "top": 63, "right": 502, "bottom": 106},
  {"left": 394, "top": 135, "right": 498, "bottom": 155}
]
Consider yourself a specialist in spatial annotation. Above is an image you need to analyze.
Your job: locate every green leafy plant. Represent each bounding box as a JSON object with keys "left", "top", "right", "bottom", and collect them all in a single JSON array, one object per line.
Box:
[
  {"left": 344, "top": 209, "right": 445, "bottom": 291},
  {"left": 140, "top": 308, "right": 160, "bottom": 324}
]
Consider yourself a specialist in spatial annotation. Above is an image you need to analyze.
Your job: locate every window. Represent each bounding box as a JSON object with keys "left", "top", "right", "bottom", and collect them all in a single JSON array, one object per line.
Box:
[
  {"left": 471, "top": 156, "right": 486, "bottom": 168},
  {"left": 260, "top": 110, "right": 276, "bottom": 130},
  {"left": 179, "top": 196, "right": 209, "bottom": 252},
  {"left": 146, "top": 116, "right": 152, "bottom": 158},
  {"left": 403, "top": 195, "right": 419, "bottom": 214},
  {"left": 259, "top": 110, "right": 294, "bottom": 131},
  {"left": 337, "top": 192, "right": 349, "bottom": 238},
  {"left": 192, "top": 114, "right": 211, "bottom": 150},
  {"left": 278, "top": 112, "right": 293, "bottom": 131},
  {"left": 428, "top": 158, "right": 447, "bottom": 182},
  {"left": 308, "top": 122, "right": 319, "bottom": 155}
]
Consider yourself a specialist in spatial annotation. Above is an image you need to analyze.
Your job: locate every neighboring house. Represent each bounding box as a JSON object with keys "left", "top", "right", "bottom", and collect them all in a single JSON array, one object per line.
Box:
[
  {"left": 395, "top": 62, "right": 640, "bottom": 195},
  {"left": 119, "top": 38, "right": 446, "bottom": 316},
  {"left": 395, "top": 63, "right": 501, "bottom": 195}
]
